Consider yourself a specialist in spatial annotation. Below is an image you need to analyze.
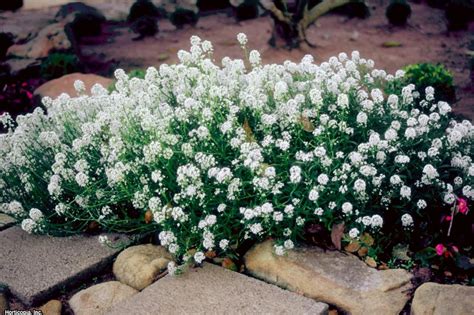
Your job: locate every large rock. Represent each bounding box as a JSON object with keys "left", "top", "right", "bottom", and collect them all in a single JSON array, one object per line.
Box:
[
  {"left": 34, "top": 72, "right": 112, "bottom": 99},
  {"left": 0, "top": 213, "right": 15, "bottom": 231},
  {"left": 39, "top": 299, "right": 62, "bottom": 315},
  {"left": 411, "top": 282, "right": 474, "bottom": 315},
  {"left": 113, "top": 244, "right": 172, "bottom": 290},
  {"left": 4, "top": 58, "right": 41, "bottom": 77},
  {"left": 7, "top": 22, "right": 71, "bottom": 59},
  {"left": 69, "top": 281, "right": 138, "bottom": 315},
  {"left": 106, "top": 263, "right": 328, "bottom": 314},
  {"left": 0, "top": 227, "right": 127, "bottom": 305},
  {"left": 245, "top": 240, "right": 412, "bottom": 315}
]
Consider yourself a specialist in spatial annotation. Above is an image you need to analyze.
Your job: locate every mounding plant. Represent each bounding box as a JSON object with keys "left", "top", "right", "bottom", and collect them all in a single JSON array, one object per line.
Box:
[
  {"left": 56, "top": 2, "right": 106, "bottom": 39},
  {"left": 402, "top": 63, "right": 456, "bottom": 105},
  {"left": 444, "top": 0, "right": 474, "bottom": 31},
  {"left": 386, "top": 0, "right": 411, "bottom": 26},
  {"left": 0, "top": 35, "right": 472, "bottom": 274},
  {"left": 40, "top": 53, "right": 82, "bottom": 80},
  {"left": 128, "top": 0, "right": 161, "bottom": 39},
  {"left": 230, "top": 0, "right": 260, "bottom": 21},
  {"left": 169, "top": 8, "right": 200, "bottom": 28}
]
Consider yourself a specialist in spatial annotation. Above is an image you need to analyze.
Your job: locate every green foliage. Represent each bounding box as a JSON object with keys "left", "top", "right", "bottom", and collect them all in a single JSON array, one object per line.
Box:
[
  {"left": 403, "top": 63, "right": 456, "bottom": 104},
  {"left": 40, "top": 53, "right": 82, "bottom": 80}
]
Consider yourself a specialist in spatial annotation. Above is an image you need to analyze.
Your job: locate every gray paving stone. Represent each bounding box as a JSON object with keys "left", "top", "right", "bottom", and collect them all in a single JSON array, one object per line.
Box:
[
  {"left": 0, "top": 214, "right": 15, "bottom": 231},
  {"left": 107, "top": 263, "right": 328, "bottom": 315},
  {"left": 0, "top": 227, "right": 127, "bottom": 305}
]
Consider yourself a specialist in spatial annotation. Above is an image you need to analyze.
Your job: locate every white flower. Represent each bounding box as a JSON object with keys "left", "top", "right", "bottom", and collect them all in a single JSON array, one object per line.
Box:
[
  {"left": 289, "top": 166, "right": 302, "bottom": 184},
  {"left": 29, "top": 208, "right": 43, "bottom": 221},
  {"left": 284, "top": 239, "right": 294, "bottom": 250},
  {"left": 417, "top": 199, "right": 427, "bottom": 209},
  {"left": 167, "top": 261, "right": 178, "bottom": 276},
  {"left": 249, "top": 50, "right": 261, "bottom": 66},
  {"left": 349, "top": 228, "right": 359, "bottom": 239},
  {"left": 371, "top": 215, "right": 383, "bottom": 228},
  {"left": 6, "top": 201, "right": 24, "bottom": 215},
  {"left": 356, "top": 112, "right": 368, "bottom": 125},
  {"left": 250, "top": 223, "right": 263, "bottom": 235},
  {"left": 274, "top": 245, "right": 285, "bottom": 256},
  {"left": 317, "top": 174, "right": 329, "bottom": 185},
  {"left": 273, "top": 211, "right": 283, "bottom": 222},
  {"left": 342, "top": 202, "right": 353, "bottom": 214},
  {"left": 308, "top": 188, "right": 319, "bottom": 201},
  {"left": 354, "top": 179, "right": 366, "bottom": 193},
  {"left": 237, "top": 33, "right": 247, "bottom": 45},
  {"left": 194, "top": 251, "right": 206, "bottom": 264},
  {"left": 21, "top": 218, "right": 36, "bottom": 234},
  {"left": 401, "top": 214, "right": 414, "bottom": 227},
  {"left": 75, "top": 172, "right": 89, "bottom": 187},
  {"left": 400, "top": 185, "right": 412, "bottom": 199}
]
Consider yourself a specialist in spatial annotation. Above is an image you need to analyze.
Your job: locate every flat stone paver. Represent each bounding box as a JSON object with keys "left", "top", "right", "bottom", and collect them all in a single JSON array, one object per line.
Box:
[
  {"left": 107, "top": 263, "right": 328, "bottom": 315},
  {"left": 0, "top": 227, "right": 126, "bottom": 305},
  {"left": 0, "top": 214, "right": 15, "bottom": 231}
]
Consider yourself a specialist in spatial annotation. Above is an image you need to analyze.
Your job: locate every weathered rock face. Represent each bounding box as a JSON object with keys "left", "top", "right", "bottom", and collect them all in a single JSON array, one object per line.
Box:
[
  {"left": 69, "top": 281, "right": 138, "bottom": 315},
  {"left": 411, "top": 282, "right": 474, "bottom": 315},
  {"left": 7, "top": 22, "right": 71, "bottom": 59},
  {"left": 39, "top": 299, "right": 62, "bottom": 315},
  {"left": 34, "top": 73, "right": 113, "bottom": 99},
  {"left": 244, "top": 240, "right": 413, "bottom": 315},
  {"left": 113, "top": 244, "right": 172, "bottom": 290}
]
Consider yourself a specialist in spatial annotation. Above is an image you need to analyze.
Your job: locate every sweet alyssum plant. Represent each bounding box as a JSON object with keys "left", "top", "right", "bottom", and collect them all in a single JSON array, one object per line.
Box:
[{"left": 0, "top": 34, "right": 472, "bottom": 272}]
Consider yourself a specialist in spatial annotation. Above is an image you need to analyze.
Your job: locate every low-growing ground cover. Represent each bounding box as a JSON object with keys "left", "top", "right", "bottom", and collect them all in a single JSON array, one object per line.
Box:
[{"left": 0, "top": 35, "right": 472, "bottom": 277}]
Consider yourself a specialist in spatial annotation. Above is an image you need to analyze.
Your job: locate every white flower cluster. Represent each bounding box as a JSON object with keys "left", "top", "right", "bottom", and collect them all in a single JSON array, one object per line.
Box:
[{"left": 0, "top": 35, "right": 472, "bottom": 263}]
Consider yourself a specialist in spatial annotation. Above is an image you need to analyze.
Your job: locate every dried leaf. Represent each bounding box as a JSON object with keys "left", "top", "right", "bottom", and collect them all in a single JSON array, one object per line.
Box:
[
  {"left": 360, "top": 233, "right": 374, "bottom": 246},
  {"left": 222, "top": 257, "right": 238, "bottom": 271},
  {"left": 331, "top": 223, "right": 345, "bottom": 250},
  {"left": 157, "top": 53, "right": 169, "bottom": 62},
  {"left": 243, "top": 118, "right": 255, "bottom": 142},
  {"left": 365, "top": 257, "right": 377, "bottom": 268},
  {"left": 382, "top": 41, "right": 402, "bottom": 48},
  {"left": 205, "top": 251, "right": 216, "bottom": 259},
  {"left": 357, "top": 246, "right": 369, "bottom": 257},
  {"left": 300, "top": 114, "right": 315, "bottom": 132},
  {"left": 344, "top": 241, "right": 361, "bottom": 253},
  {"left": 378, "top": 262, "right": 389, "bottom": 270},
  {"left": 144, "top": 210, "right": 153, "bottom": 224},
  {"left": 86, "top": 221, "right": 99, "bottom": 232}
]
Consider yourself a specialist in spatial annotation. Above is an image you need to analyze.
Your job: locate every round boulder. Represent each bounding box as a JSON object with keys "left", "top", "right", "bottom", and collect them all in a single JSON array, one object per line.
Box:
[
  {"left": 34, "top": 73, "right": 113, "bottom": 99},
  {"left": 113, "top": 244, "right": 172, "bottom": 290},
  {"left": 69, "top": 281, "right": 138, "bottom": 315}
]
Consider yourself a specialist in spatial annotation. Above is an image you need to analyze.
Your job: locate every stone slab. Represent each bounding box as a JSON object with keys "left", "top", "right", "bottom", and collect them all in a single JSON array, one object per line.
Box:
[
  {"left": 107, "top": 263, "right": 328, "bottom": 315},
  {"left": 245, "top": 240, "right": 412, "bottom": 315},
  {"left": 0, "top": 214, "right": 15, "bottom": 231},
  {"left": 0, "top": 227, "right": 126, "bottom": 305}
]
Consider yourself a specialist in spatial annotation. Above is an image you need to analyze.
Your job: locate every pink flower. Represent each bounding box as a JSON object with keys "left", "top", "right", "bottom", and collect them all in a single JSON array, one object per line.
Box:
[
  {"left": 457, "top": 198, "right": 469, "bottom": 214},
  {"left": 435, "top": 244, "right": 445, "bottom": 256}
]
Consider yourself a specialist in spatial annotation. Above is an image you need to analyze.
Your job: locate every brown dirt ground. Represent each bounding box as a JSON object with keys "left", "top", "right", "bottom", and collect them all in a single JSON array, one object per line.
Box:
[{"left": 78, "top": 1, "right": 473, "bottom": 120}]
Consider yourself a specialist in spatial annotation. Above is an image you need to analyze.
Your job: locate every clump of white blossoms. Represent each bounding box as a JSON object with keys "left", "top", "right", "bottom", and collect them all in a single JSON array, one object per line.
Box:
[{"left": 0, "top": 35, "right": 472, "bottom": 263}]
